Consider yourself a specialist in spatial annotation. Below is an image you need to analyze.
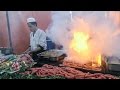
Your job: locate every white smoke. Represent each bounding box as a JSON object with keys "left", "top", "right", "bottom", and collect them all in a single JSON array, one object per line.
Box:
[
  {"left": 46, "top": 11, "right": 72, "bottom": 48},
  {"left": 46, "top": 11, "right": 120, "bottom": 62},
  {"left": 107, "top": 11, "right": 120, "bottom": 27}
]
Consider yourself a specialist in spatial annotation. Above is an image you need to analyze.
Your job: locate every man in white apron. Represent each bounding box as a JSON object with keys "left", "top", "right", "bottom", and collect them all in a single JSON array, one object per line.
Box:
[{"left": 24, "top": 17, "right": 47, "bottom": 61}]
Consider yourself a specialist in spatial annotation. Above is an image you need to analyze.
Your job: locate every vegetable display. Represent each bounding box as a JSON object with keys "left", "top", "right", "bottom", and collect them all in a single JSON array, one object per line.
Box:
[{"left": 22, "top": 64, "right": 119, "bottom": 79}]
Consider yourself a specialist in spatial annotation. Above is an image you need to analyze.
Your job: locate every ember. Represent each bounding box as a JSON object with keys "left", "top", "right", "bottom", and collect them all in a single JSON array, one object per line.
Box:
[{"left": 63, "top": 60, "right": 102, "bottom": 72}]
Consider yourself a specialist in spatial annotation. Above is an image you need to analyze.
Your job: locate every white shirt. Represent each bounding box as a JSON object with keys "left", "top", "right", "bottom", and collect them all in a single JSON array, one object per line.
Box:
[{"left": 30, "top": 29, "right": 47, "bottom": 51}]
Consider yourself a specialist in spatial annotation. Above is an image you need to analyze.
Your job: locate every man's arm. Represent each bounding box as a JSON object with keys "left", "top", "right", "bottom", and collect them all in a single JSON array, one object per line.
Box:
[
  {"left": 23, "top": 46, "right": 31, "bottom": 54},
  {"left": 30, "top": 45, "right": 43, "bottom": 53}
]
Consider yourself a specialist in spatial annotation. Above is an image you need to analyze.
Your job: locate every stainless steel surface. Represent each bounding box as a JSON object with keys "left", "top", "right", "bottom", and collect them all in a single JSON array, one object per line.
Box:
[
  {"left": 38, "top": 49, "right": 66, "bottom": 58},
  {"left": 108, "top": 64, "right": 120, "bottom": 71},
  {"left": 106, "top": 56, "right": 120, "bottom": 71}
]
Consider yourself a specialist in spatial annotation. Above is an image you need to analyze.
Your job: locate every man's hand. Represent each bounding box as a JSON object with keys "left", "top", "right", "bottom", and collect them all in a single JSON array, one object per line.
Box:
[
  {"left": 27, "top": 51, "right": 33, "bottom": 55},
  {"left": 32, "top": 47, "right": 41, "bottom": 53},
  {"left": 23, "top": 51, "right": 32, "bottom": 55},
  {"left": 23, "top": 47, "right": 31, "bottom": 54},
  {"left": 22, "top": 51, "right": 28, "bottom": 54}
]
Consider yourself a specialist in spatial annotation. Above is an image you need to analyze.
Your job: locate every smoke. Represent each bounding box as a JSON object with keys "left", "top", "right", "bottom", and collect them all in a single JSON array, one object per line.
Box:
[
  {"left": 107, "top": 11, "right": 120, "bottom": 27},
  {"left": 47, "top": 11, "right": 120, "bottom": 63},
  {"left": 46, "top": 11, "right": 71, "bottom": 47}
]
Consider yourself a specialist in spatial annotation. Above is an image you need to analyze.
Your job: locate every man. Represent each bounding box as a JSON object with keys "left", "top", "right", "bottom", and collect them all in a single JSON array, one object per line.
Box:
[{"left": 24, "top": 17, "right": 47, "bottom": 61}]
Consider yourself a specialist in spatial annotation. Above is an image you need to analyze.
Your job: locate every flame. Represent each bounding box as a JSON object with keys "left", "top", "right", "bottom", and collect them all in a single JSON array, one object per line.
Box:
[
  {"left": 68, "top": 31, "right": 102, "bottom": 67},
  {"left": 92, "top": 54, "right": 102, "bottom": 68},
  {"left": 69, "top": 32, "right": 90, "bottom": 57},
  {"left": 96, "top": 54, "right": 102, "bottom": 67},
  {"left": 92, "top": 63, "right": 96, "bottom": 67},
  {"left": 70, "top": 32, "right": 89, "bottom": 51},
  {"left": 66, "top": 18, "right": 102, "bottom": 69}
]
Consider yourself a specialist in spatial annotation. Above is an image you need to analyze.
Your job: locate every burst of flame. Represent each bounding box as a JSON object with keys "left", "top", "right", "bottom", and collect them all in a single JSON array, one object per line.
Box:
[
  {"left": 70, "top": 32, "right": 90, "bottom": 55},
  {"left": 68, "top": 31, "right": 102, "bottom": 67}
]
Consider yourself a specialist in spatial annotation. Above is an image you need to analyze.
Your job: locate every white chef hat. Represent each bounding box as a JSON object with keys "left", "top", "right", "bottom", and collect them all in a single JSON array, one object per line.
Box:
[{"left": 27, "top": 17, "right": 36, "bottom": 23}]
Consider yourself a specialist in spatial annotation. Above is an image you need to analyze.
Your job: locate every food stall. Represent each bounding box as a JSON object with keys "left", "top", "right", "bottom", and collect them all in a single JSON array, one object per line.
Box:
[{"left": 0, "top": 11, "right": 120, "bottom": 79}]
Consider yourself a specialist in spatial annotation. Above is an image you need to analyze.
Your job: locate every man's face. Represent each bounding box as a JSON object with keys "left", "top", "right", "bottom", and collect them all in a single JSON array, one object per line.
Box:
[{"left": 27, "top": 23, "right": 36, "bottom": 32}]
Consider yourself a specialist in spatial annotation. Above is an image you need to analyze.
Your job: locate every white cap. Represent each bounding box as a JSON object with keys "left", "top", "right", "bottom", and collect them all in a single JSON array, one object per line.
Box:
[{"left": 27, "top": 17, "right": 36, "bottom": 23}]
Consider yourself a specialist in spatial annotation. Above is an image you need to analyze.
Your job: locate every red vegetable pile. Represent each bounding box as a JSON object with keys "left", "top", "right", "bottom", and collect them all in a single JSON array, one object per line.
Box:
[
  {"left": 22, "top": 64, "right": 119, "bottom": 79},
  {"left": 17, "top": 54, "right": 34, "bottom": 64}
]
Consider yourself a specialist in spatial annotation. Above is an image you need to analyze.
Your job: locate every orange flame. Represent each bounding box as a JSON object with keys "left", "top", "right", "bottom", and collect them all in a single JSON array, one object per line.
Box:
[
  {"left": 69, "top": 32, "right": 90, "bottom": 58},
  {"left": 96, "top": 54, "right": 102, "bottom": 67},
  {"left": 68, "top": 31, "right": 102, "bottom": 67},
  {"left": 70, "top": 32, "right": 89, "bottom": 52}
]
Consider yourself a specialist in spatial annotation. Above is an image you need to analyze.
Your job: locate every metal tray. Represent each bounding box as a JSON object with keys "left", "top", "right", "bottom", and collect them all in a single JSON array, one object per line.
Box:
[
  {"left": 106, "top": 56, "right": 120, "bottom": 72},
  {"left": 108, "top": 64, "right": 120, "bottom": 71},
  {"left": 37, "top": 49, "right": 66, "bottom": 58}
]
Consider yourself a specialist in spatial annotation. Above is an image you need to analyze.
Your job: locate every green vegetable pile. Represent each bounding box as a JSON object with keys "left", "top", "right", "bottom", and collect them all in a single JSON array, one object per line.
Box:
[
  {"left": 0, "top": 54, "right": 36, "bottom": 74},
  {"left": 0, "top": 72, "right": 66, "bottom": 79},
  {"left": 0, "top": 54, "right": 66, "bottom": 79}
]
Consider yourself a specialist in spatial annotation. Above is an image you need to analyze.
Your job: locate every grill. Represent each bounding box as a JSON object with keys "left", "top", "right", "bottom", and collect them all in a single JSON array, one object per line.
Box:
[
  {"left": 34, "top": 50, "right": 120, "bottom": 76},
  {"left": 35, "top": 49, "right": 67, "bottom": 66}
]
